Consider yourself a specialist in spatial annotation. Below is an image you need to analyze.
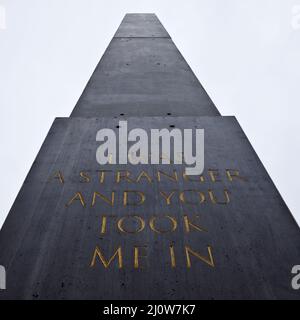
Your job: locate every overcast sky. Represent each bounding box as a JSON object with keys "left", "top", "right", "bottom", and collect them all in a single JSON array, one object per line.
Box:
[{"left": 0, "top": 0, "right": 300, "bottom": 227}]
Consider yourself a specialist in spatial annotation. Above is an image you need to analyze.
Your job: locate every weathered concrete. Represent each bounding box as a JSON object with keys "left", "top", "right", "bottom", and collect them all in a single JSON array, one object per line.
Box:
[
  {"left": 71, "top": 14, "right": 219, "bottom": 117},
  {"left": 0, "top": 14, "right": 299, "bottom": 300},
  {"left": 114, "top": 13, "right": 170, "bottom": 38},
  {"left": 0, "top": 116, "right": 299, "bottom": 299}
]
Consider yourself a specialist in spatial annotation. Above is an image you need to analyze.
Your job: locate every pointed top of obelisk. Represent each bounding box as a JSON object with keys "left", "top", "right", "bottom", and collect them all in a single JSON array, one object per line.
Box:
[
  {"left": 71, "top": 13, "right": 220, "bottom": 117},
  {"left": 114, "top": 13, "right": 170, "bottom": 38}
]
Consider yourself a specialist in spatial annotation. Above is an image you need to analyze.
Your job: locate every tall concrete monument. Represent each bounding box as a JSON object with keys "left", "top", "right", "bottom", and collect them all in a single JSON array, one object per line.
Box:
[{"left": 0, "top": 14, "right": 299, "bottom": 299}]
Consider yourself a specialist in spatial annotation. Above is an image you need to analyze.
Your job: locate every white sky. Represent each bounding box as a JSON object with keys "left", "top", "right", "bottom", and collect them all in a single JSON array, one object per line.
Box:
[{"left": 0, "top": 0, "right": 300, "bottom": 227}]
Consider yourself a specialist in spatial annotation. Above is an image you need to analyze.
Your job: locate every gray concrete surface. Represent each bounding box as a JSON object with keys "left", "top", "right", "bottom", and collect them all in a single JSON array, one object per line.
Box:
[
  {"left": 71, "top": 14, "right": 219, "bottom": 117},
  {"left": 0, "top": 14, "right": 299, "bottom": 300},
  {"left": 0, "top": 116, "right": 299, "bottom": 299}
]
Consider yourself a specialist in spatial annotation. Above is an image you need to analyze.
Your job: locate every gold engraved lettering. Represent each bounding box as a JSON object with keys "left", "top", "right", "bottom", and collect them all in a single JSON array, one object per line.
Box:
[
  {"left": 159, "top": 191, "right": 176, "bottom": 205},
  {"left": 208, "top": 169, "right": 221, "bottom": 182},
  {"left": 90, "top": 246, "right": 123, "bottom": 268},
  {"left": 149, "top": 215, "right": 177, "bottom": 233},
  {"left": 184, "top": 215, "right": 207, "bottom": 233},
  {"left": 136, "top": 171, "right": 152, "bottom": 183},
  {"left": 179, "top": 190, "right": 205, "bottom": 204},
  {"left": 185, "top": 245, "right": 215, "bottom": 268},
  {"left": 134, "top": 246, "right": 147, "bottom": 269},
  {"left": 157, "top": 170, "right": 178, "bottom": 182},
  {"left": 66, "top": 192, "right": 85, "bottom": 207},
  {"left": 97, "top": 170, "right": 112, "bottom": 184},
  {"left": 100, "top": 215, "right": 107, "bottom": 234},
  {"left": 226, "top": 169, "right": 246, "bottom": 182},
  {"left": 92, "top": 191, "right": 115, "bottom": 207},
  {"left": 182, "top": 172, "right": 205, "bottom": 182},
  {"left": 79, "top": 171, "right": 91, "bottom": 183},
  {"left": 116, "top": 170, "right": 135, "bottom": 183},
  {"left": 50, "top": 171, "right": 64, "bottom": 184},
  {"left": 117, "top": 216, "right": 145, "bottom": 234},
  {"left": 169, "top": 245, "right": 176, "bottom": 268},
  {"left": 208, "top": 189, "right": 230, "bottom": 204},
  {"left": 123, "top": 191, "right": 145, "bottom": 206}
]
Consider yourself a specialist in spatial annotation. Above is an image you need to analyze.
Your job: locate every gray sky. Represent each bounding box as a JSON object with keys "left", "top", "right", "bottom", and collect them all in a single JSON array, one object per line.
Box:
[{"left": 0, "top": 0, "right": 300, "bottom": 227}]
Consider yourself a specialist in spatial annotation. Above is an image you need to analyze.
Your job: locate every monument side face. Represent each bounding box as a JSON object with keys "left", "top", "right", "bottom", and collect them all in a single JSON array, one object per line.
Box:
[
  {"left": 0, "top": 117, "right": 299, "bottom": 299},
  {"left": 0, "top": 14, "right": 299, "bottom": 300},
  {"left": 71, "top": 14, "right": 220, "bottom": 118}
]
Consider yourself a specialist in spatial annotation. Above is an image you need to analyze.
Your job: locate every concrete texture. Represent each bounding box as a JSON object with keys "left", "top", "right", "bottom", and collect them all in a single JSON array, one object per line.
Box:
[
  {"left": 0, "top": 116, "right": 299, "bottom": 299},
  {"left": 0, "top": 14, "right": 299, "bottom": 300},
  {"left": 114, "top": 13, "right": 170, "bottom": 38},
  {"left": 71, "top": 14, "right": 219, "bottom": 117}
]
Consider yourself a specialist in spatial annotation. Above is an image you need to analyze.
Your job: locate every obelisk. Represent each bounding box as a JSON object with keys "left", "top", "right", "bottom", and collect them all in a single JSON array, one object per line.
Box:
[{"left": 0, "top": 14, "right": 299, "bottom": 300}]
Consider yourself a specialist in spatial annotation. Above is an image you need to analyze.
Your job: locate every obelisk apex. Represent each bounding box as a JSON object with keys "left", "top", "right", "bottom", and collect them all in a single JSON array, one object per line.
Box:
[
  {"left": 71, "top": 13, "right": 220, "bottom": 117},
  {"left": 114, "top": 13, "right": 170, "bottom": 38}
]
